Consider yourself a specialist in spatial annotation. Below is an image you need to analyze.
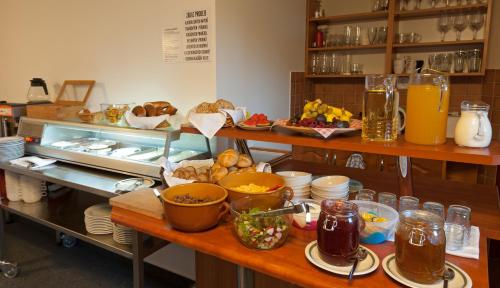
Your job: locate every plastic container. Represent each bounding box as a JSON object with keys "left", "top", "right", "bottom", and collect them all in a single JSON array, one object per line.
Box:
[
  {"left": 292, "top": 200, "right": 321, "bottom": 231},
  {"left": 351, "top": 200, "right": 399, "bottom": 244}
]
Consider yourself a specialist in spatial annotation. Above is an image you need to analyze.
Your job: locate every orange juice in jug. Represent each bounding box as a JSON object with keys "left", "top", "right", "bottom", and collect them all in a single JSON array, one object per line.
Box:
[{"left": 405, "top": 74, "right": 449, "bottom": 145}]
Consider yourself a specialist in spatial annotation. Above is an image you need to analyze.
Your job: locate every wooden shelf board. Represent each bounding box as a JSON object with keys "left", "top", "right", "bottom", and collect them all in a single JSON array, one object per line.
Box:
[
  {"left": 309, "top": 10, "right": 388, "bottom": 24},
  {"left": 396, "top": 72, "right": 485, "bottom": 77},
  {"left": 308, "top": 44, "right": 386, "bottom": 52},
  {"left": 394, "top": 40, "right": 484, "bottom": 49},
  {"left": 396, "top": 3, "right": 488, "bottom": 19},
  {"left": 305, "top": 74, "right": 367, "bottom": 78},
  {"left": 181, "top": 126, "right": 500, "bottom": 165}
]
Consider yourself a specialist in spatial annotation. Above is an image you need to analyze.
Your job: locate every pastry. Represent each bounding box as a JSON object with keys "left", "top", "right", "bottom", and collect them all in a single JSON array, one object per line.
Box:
[
  {"left": 132, "top": 106, "right": 147, "bottom": 117},
  {"left": 216, "top": 99, "right": 235, "bottom": 110},
  {"left": 211, "top": 167, "right": 228, "bottom": 183},
  {"left": 238, "top": 166, "right": 257, "bottom": 173},
  {"left": 217, "top": 149, "right": 239, "bottom": 168},
  {"left": 237, "top": 154, "right": 253, "bottom": 168},
  {"left": 144, "top": 104, "right": 156, "bottom": 117}
]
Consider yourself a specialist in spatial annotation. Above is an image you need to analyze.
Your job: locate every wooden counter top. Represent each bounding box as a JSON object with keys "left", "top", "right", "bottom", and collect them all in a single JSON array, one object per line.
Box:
[
  {"left": 112, "top": 206, "right": 499, "bottom": 288},
  {"left": 181, "top": 126, "right": 500, "bottom": 165}
]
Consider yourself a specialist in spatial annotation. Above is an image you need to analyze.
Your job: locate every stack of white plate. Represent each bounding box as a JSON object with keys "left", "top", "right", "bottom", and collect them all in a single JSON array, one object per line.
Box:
[
  {"left": 0, "top": 137, "right": 25, "bottom": 161},
  {"left": 276, "top": 171, "right": 312, "bottom": 201},
  {"left": 113, "top": 224, "right": 133, "bottom": 245},
  {"left": 311, "top": 176, "right": 350, "bottom": 202},
  {"left": 84, "top": 204, "right": 113, "bottom": 235}
]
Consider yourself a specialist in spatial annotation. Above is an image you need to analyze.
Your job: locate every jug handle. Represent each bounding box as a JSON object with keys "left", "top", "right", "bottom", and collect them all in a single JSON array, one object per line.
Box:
[
  {"left": 474, "top": 112, "right": 486, "bottom": 140},
  {"left": 437, "top": 76, "right": 448, "bottom": 112},
  {"left": 398, "top": 107, "right": 407, "bottom": 132}
]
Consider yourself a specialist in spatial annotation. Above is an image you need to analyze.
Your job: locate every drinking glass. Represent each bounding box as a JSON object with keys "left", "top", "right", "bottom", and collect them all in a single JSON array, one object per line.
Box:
[
  {"left": 399, "top": 196, "right": 419, "bottom": 211},
  {"left": 454, "top": 51, "right": 466, "bottom": 73},
  {"left": 344, "top": 26, "right": 353, "bottom": 46},
  {"left": 469, "top": 11, "right": 485, "bottom": 40},
  {"left": 353, "top": 26, "right": 362, "bottom": 46},
  {"left": 368, "top": 27, "right": 378, "bottom": 45},
  {"left": 445, "top": 205, "right": 471, "bottom": 250},
  {"left": 423, "top": 201, "right": 445, "bottom": 219},
  {"left": 428, "top": 53, "right": 442, "bottom": 71},
  {"left": 377, "top": 26, "right": 387, "bottom": 44},
  {"left": 319, "top": 52, "right": 330, "bottom": 74},
  {"left": 311, "top": 53, "right": 319, "bottom": 74},
  {"left": 440, "top": 53, "right": 453, "bottom": 72},
  {"left": 380, "top": 0, "right": 389, "bottom": 10},
  {"left": 351, "top": 63, "right": 364, "bottom": 74},
  {"left": 438, "top": 15, "right": 452, "bottom": 41},
  {"left": 330, "top": 53, "right": 339, "bottom": 74},
  {"left": 401, "top": 0, "right": 410, "bottom": 10},
  {"left": 415, "top": 0, "right": 423, "bottom": 9},
  {"left": 468, "top": 49, "right": 482, "bottom": 72},
  {"left": 453, "top": 13, "right": 467, "bottom": 41},
  {"left": 372, "top": 0, "right": 381, "bottom": 11},
  {"left": 355, "top": 189, "right": 376, "bottom": 201},
  {"left": 429, "top": 0, "right": 439, "bottom": 7},
  {"left": 378, "top": 192, "right": 397, "bottom": 210}
]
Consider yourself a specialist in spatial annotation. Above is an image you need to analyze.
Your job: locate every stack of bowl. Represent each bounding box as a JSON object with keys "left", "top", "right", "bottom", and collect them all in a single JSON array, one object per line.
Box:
[
  {"left": 276, "top": 171, "right": 312, "bottom": 201},
  {"left": 311, "top": 176, "right": 350, "bottom": 202}
]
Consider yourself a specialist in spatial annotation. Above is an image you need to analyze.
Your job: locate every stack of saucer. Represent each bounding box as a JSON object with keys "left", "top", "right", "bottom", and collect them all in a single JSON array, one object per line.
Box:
[
  {"left": 113, "top": 224, "right": 134, "bottom": 245},
  {"left": 276, "top": 171, "right": 312, "bottom": 201},
  {"left": 0, "top": 137, "right": 25, "bottom": 161},
  {"left": 84, "top": 203, "right": 113, "bottom": 235},
  {"left": 311, "top": 176, "right": 350, "bottom": 202}
]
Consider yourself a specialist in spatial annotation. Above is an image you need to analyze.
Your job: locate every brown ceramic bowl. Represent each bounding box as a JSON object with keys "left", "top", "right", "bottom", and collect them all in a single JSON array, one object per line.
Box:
[
  {"left": 161, "top": 183, "right": 229, "bottom": 232},
  {"left": 218, "top": 172, "right": 293, "bottom": 203}
]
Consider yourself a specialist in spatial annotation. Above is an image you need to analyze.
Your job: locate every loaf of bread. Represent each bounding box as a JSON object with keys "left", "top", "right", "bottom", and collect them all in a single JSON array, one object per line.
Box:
[
  {"left": 132, "top": 106, "right": 147, "bottom": 117},
  {"left": 237, "top": 154, "right": 253, "bottom": 168},
  {"left": 217, "top": 149, "right": 239, "bottom": 168},
  {"left": 144, "top": 104, "right": 156, "bottom": 117}
]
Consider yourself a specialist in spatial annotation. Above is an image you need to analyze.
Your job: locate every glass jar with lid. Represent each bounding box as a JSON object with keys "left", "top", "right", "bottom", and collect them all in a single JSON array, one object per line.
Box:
[
  {"left": 317, "top": 200, "right": 364, "bottom": 266},
  {"left": 455, "top": 101, "right": 492, "bottom": 148},
  {"left": 395, "top": 210, "right": 445, "bottom": 284}
]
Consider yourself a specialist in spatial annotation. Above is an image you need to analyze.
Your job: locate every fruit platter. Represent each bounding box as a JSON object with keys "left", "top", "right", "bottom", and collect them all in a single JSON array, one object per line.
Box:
[
  {"left": 275, "top": 99, "right": 361, "bottom": 138},
  {"left": 237, "top": 113, "right": 273, "bottom": 131}
]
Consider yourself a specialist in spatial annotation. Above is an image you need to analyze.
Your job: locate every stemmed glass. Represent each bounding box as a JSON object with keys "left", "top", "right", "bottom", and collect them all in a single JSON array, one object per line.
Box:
[
  {"left": 453, "top": 13, "right": 468, "bottom": 41},
  {"left": 401, "top": 0, "right": 410, "bottom": 10},
  {"left": 469, "top": 11, "right": 485, "bottom": 40},
  {"left": 368, "top": 27, "right": 378, "bottom": 44},
  {"left": 429, "top": 0, "right": 441, "bottom": 7},
  {"left": 437, "top": 15, "right": 452, "bottom": 42}
]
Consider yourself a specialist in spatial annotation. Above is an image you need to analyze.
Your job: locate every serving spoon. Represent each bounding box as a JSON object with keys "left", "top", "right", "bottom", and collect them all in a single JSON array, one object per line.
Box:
[
  {"left": 249, "top": 202, "right": 308, "bottom": 218},
  {"left": 443, "top": 268, "right": 455, "bottom": 288}
]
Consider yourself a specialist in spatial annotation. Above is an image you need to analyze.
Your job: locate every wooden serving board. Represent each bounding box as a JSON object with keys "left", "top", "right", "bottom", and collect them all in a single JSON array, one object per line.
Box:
[{"left": 109, "top": 188, "right": 164, "bottom": 220}]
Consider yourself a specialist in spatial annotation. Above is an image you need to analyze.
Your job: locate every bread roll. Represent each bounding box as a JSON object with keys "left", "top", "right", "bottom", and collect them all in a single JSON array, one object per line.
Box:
[
  {"left": 144, "top": 104, "right": 156, "bottom": 117},
  {"left": 132, "top": 106, "right": 147, "bottom": 117},
  {"left": 217, "top": 149, "right": 239, "bottom": 168},
  {"left": 237, "top": 154, "right": 253, "bottom": 168},
  {"left": 216, "top": 99, "right": 235, "bottom": 110},
  {"left": 211, "top": 167, "right": 228, "bottom": 183},
  {"left": 238, "top": 166, "right": 257, "bottom": 173}
]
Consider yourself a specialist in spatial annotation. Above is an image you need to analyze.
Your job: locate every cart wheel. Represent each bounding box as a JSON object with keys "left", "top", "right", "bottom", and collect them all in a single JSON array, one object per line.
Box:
[
  {"left": 3, "top": 263, "right": 18, "bottom": 279},
  {"left": 61, "top": 234, "right": 78, "bottom": 248}
]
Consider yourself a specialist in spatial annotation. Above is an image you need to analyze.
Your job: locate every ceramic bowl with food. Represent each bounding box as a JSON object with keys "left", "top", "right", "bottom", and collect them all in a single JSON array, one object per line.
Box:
[
  {"left": 101, "top": 103, "right": 132, "bottom": 125},
  {"left": 351, "top": 200, "right": 399, "bottom": 244},
  {"left": 292, "top": 200, "right": 321, "bottom": 231},
  {"left": 161, "top": 183, "right": 229, "bottom": 232},
  {"left": 230, "top": 194, "right": 292, "bottom": 250},
  {"left": 218, "top": 172, "right": 293, "bottom": 202}
]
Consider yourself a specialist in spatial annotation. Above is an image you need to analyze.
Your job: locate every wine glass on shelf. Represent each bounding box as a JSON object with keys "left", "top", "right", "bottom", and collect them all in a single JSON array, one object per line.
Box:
[
  {"left": 368, "top": 27, "right": 378, "bottom": 45},
  {"left": 415, "top": 0, "right": 423, "bottom": 9},
  {"left": 469, "top": 11, "right": 485, "bottom": 40},
  {"left": 429, "top": 0, "right": 441, "bottom": 7},
  {"left": 401, "top": 0, "right": 410, "bottom": 10},
  {"left": 437, "top": 14, "right": 452, "bottom": 42},
  {"left": 453, "top": 13, "right": 467, "bottom": 41}
]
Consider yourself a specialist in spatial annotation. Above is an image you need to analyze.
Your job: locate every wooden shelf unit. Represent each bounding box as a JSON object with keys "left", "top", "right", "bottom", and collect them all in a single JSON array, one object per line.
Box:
[
  {"left": 305, "top": 0, "right": 493, "bottom": 77},
  {"left": 181, "top": 126, "right": 500, "bottom": 166}
]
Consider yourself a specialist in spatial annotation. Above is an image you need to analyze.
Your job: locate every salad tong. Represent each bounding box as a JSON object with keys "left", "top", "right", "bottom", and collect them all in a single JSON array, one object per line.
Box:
[{"left": 250, "top": 202, "right": 311, "bottom": 223}]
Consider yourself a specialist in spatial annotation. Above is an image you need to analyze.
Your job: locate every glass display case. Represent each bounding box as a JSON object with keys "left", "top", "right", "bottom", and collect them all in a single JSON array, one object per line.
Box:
[{"left": 17, "top": 117, "right": 210, "bottom": 179}]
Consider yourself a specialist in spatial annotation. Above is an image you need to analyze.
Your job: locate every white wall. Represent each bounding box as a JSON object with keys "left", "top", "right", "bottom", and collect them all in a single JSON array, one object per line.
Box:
[
  {"left": 215, "top": 0, "right": 305, "bottom": 120},
  {"left": 0, "top": 0, "right": 216, "bottom": 117}
]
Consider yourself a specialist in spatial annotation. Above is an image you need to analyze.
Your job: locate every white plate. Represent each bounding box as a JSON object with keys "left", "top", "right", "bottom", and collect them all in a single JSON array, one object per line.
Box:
[
  {"left": 114, "top": 178, "right": 155, "bottom": 192},
  {"left": 305, "top": 241, "right": 379, "bottom": 276},
  {"left": 110, "top": 147, "right": 141, "bottom": 157},
  {"left": 84, "top": 203, "right": 112, "bottom": 217},
  {"left": 382, "top": 253, "right": 472, "bottom": 288}
]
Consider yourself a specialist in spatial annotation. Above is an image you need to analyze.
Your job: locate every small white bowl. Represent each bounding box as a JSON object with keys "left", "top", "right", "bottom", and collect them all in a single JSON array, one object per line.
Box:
[
  {"left": 277, "top": 171, "right": 312, "bottom": 186},
  {"left": 312, "top": 176, "right": 350, "bottom": 189},
  {"left": 310, "top": 186, "right": 349, "bottom": 195}
]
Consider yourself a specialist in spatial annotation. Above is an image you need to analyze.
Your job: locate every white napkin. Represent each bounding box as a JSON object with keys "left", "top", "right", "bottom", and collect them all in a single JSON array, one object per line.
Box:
[
  {"left": 161, "top": 157, "right": 215, "bottom": 187},
  {"left": 446, "top": 226, "right": 480, "bottom": 259},
  {"left": 10, "top": 156, "right": 57, "bottom": 170},
  {"left": 187, "top": 107, "right": 246, "bottom": 139},
  {"left": 124, "top": 111, "right": 170, "bottom": 130}
]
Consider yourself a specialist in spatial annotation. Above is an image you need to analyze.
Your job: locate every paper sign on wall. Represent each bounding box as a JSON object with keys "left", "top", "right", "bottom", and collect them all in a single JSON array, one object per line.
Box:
[
  {"left": 183, "top": 8, "right": 211, "bottom": 62},
  {"left": 162, "top": 28, "right": 181, "bottom": 63}
]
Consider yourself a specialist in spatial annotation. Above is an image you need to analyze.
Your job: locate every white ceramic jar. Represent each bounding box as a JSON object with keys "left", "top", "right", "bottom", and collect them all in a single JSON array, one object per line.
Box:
[{"left": 454, "top": 101, "right": 492, "bottom": 148}]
